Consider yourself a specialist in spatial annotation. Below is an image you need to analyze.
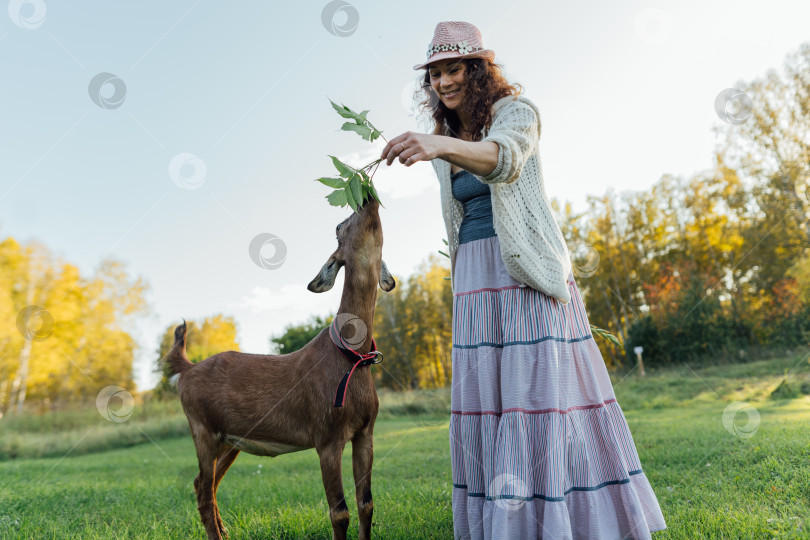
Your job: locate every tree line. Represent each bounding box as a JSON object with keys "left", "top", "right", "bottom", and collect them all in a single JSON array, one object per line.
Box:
[
  {"left": 4, "top": 42, "right": 809, "bottom": 408},
  {"left": 0, "top": 238, "right": 148, "bottom": 417},
  {"left": 559, "top": 43, "right": 810, "bottom": 367}
]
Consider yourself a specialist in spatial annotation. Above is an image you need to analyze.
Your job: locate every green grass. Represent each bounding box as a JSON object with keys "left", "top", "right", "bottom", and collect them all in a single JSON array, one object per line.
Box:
[
  {"left": 0, "top": 399, "right": 189, "bottom": 461},
  {"left": 608, "top": 349, "right": 810, "bottom": 410},
  {"left": 0, "top": 390, "right": 454, "bottom": 462},
  {"left": 0, "top": 417, "right": 454, "bottom": 539},
  {"left": 1, "top": 351, "right": 810, "bottom": 538}
]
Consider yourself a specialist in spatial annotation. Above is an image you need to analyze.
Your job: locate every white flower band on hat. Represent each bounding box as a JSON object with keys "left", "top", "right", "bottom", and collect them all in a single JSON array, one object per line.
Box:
[
  {"left": 413, "top": 21, "right": 495, "bottom": 70},
  {"left": 426, "top": 40, "right": 484, "bottom": 59}
]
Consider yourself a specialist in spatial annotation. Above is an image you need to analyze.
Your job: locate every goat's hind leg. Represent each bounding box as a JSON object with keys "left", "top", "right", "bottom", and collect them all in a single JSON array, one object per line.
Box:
[
  {"left": 352, "top": 427, "right": 374, "bottom": 540},
  {"left": 191, "top": 426, "right": 225, "bottom": 540},
  {"left": 212, "top": 447, "right": 240, "bottom": 539},
  {"left": 317, "top": 441, "right": 350, "bottom": 540}
]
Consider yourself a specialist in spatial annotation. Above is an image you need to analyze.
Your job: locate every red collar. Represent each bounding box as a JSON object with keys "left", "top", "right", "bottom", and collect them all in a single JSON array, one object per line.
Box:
[{"left": 329, "top": 317, "right": 383, "bottom": 407}]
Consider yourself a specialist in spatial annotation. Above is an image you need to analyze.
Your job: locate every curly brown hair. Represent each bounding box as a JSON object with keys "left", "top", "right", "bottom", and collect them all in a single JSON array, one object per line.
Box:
[{"left": 414, "top": 58, "right": 523, "bottom": 141}]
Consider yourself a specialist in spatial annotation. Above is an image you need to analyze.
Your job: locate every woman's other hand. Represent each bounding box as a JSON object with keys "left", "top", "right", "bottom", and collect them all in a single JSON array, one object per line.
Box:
[{"left": 380, "top": 132, "right": 445, "bottom": 167}]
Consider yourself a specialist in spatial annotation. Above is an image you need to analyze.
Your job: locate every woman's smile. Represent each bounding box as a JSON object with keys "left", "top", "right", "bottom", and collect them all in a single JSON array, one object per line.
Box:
[{"left": 429, "top": 59, "right": 467, "bottom": 109}]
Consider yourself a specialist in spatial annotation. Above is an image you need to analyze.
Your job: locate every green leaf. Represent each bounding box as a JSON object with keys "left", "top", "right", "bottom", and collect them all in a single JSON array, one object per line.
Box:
[
  {"left": 589, "top": 324, "right": 624, "bottom": 351},
  {"left": 326, "top": 189, "right": 348, "bottom": 207},
  {"left": 359, "top": 170, "right": 384, "bottom": 208},
  {"left": 341, "top": 122, "right": 374, "bottom": 141},
  {"left": 329, "top": 100, "right": 374, "bottom": 126},
  {"left": 608, "top": 335, "right": 624, "bottom": 349},
  {"left": 329, "top": 155, "right": 356, "bottom": 179},
  {"left": 344, "top": 183, "right": 358, "bottom": 213},
  {"left": 438, "top": 250, "right": 449, "bottom": 258},
  {"left": 329, "top": 99, "right": 367, "bottom": 123},
  {"left": 316, "top": 177, "right": 347, "bottom": 189},
  {"left": 348, "top": 175, "right": 363, "bottom": 207},
  {"left": 329, "top": 100, "right": 382, "bottom": 142},
  {"left": 368, "top": 180, "right": 384, "bottom": 208},
  {"left": 366, "top": 184, "right": 378, "bottom": 204}
]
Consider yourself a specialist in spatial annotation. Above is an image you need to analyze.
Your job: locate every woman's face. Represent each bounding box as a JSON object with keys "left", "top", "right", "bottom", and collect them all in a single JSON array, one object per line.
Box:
[{"left": 428, "top": 59, "right": 467, "bottom": 110}]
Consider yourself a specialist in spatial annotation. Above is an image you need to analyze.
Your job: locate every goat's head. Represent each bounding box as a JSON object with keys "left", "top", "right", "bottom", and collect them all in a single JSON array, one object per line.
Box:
[{"left": 307, "top": 196, "right": 396, "bottom": 293}]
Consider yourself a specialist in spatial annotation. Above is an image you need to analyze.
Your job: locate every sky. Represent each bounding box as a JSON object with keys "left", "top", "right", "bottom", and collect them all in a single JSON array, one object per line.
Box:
[{"left": 1, "top": 0, "right": 808, "bottom": 391}]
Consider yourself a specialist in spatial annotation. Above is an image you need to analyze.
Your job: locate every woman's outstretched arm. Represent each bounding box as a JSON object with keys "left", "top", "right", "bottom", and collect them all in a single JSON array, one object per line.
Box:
[
  {"left": 380, "top": 132, "right": 498, "bottom": 177},
  {"left": 438, "top": 137, "right": 499, "bottom": 177}
]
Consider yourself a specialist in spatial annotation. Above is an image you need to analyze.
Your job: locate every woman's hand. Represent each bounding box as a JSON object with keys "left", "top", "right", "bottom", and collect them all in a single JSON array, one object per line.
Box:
[{"left": 380, "top": 132, "right": 445, "bottom": 167}]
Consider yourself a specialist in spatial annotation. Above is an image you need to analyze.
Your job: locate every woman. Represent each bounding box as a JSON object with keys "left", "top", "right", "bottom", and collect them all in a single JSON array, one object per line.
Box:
[{"left": 381, "top": 21, "right": 667, "bottom": 540}]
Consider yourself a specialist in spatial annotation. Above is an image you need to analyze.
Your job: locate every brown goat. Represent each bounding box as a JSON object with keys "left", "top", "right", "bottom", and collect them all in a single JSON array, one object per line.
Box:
[{"left": 165, "top": 196, "right": 395, "bottom": 540}]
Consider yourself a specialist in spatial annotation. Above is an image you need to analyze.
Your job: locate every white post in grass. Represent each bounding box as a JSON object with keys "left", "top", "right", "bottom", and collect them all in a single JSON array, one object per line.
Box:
[{"left": 633, "top": 346, "right": 646, "bottom": 377}]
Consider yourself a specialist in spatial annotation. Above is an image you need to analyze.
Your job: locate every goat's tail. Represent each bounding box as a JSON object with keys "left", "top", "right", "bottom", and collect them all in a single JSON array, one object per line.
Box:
[{"left": 165, "top": 319, "right": 193, "bottom": 376}]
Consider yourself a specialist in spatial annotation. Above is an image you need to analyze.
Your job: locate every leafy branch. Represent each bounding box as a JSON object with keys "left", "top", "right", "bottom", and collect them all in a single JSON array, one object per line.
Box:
[{"left": 315, "top": 98, "right": 390, "bottom": 213}]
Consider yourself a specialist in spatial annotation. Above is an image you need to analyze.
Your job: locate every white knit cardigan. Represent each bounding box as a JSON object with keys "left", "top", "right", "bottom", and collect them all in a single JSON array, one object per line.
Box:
[{"left": 431, "top": 94, "right": 573, "bottom": 304}]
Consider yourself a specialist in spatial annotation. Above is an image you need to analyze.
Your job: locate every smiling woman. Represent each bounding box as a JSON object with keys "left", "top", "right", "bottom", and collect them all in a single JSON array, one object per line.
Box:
[
  {"left": 391, "top": 20, "right": 669, "bottom": 540},
  {"left": 430, "top": 60, "right": 464, "bottom": 100}
]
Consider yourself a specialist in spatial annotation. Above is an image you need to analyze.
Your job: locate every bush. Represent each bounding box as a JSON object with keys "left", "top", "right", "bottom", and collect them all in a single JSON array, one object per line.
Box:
[{"left": 627, "top": 271, "right": 756, "bottom": 367}]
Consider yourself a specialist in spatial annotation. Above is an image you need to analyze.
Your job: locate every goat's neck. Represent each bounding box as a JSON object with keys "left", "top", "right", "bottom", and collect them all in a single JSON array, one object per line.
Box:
[{"left": 336, "top": 263, "right": 378, "bottom": 354}]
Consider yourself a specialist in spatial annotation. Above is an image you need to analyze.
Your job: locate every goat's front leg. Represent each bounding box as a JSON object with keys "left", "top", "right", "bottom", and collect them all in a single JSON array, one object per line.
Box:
[
  {"left": 352, "top": 428, "right": 375, "bottom": 540},
  {"left": 317, "top": 442, "right": 350, "bottom": 540}
]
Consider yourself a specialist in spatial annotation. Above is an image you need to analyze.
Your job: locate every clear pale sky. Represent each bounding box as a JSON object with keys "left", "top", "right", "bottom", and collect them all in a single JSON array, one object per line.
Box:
[{"left": 1, "top": 0, "right": 808, "bottom": 391}]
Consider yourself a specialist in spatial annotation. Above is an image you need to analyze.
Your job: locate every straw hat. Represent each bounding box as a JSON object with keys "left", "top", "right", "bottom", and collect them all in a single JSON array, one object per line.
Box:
[{"left": 413, "top": 21, "right": 496, "bottom": 71}]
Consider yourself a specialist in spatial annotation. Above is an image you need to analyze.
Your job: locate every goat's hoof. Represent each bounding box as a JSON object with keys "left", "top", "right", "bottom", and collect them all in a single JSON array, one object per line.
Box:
[{"left": 217, "top": 515, "right": 229, "bottom": 538}]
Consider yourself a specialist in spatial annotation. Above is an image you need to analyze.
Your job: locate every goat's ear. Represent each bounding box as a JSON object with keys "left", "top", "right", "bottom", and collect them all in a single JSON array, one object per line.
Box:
[
  {"left": 307, "top": 256, "right": 342, "bottom": 293},
  {"left": 379, "top": 259, "right": 396, "bottom": 291}
]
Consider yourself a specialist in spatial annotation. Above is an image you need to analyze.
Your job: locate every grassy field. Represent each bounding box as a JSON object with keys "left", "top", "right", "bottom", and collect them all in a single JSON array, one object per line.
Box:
[{"left": 1, "top": 350, "right": 809, "bottom": 538}]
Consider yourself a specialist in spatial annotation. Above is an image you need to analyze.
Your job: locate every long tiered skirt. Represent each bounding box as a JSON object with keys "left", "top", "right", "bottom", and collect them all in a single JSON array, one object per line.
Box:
[{"left": 449, "top": 235, "right": 667, "bottom": 539}]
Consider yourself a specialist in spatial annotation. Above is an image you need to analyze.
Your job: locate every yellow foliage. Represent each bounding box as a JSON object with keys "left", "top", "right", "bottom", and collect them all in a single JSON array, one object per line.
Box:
[
  {"left": 156, "top": 315, "right": 240, "bottom": 368},
  {"left": 0, "top": 236, "right": 149, "bottom": 413},
  {"left": 787, "top": 256, "right": 810, "bottom": 305}
]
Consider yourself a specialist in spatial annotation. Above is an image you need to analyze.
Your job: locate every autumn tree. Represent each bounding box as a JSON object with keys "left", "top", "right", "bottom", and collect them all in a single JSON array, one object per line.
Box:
[
  {"left": 0, "top": 236, "right": 149, "bottom": 417},
  {"left": 372, "top": 254, "right": 452, "bottom": 389}
]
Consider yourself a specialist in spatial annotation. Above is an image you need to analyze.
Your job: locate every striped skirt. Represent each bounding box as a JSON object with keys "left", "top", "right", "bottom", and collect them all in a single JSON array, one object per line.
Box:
[{"left": 450, "top": 235, "right": 667, "bottom": 539}]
